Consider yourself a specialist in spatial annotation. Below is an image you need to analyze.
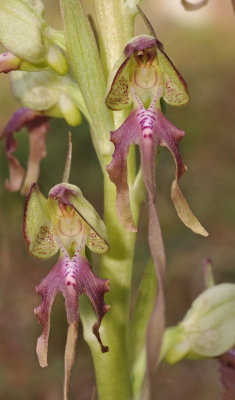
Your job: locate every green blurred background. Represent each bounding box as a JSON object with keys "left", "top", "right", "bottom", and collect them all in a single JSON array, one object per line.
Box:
[{"left": 0, "top": 0, "right": 235, "bottom": 399}]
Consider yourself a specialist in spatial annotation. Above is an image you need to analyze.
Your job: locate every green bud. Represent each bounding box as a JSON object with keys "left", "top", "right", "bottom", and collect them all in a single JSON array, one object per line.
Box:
[
  {"left": 46, "top": 45, "right": 69, "bottom": 76},
  {"left": 11, "top": 70, "right": 82, "bottom": 126},
  {"left": 58, "top": 94, "right": 82, "bottom": 126},
  {"left": 0, "top": 0, "right": 47, "bottom": 63},
  {"left": 0, "top": 0, "right": 68, "bottom": 75},
  {"left": 161, "top": 283, "right": 235, "bottom": 364}
]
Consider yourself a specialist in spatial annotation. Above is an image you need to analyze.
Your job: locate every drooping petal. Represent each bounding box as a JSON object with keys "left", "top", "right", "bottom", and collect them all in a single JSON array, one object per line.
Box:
[
  {"left": 136, "top": 98, "right": 166, "bottom": 272},
  {"left": 23, "top": 183, "right": 59, "bottom": 258},
  {"left": 133, "top": 93, "right": 166, "bottom": 366},
  {"left": 3, "top": 108, "right": 37, "bottom": 191},
  {"left": 76, "top": 255, "right": 110, "bottom": 353},
  {"left": 155, "top": 109, "right": 208, "bottom": 236},
  {"left": 0, "top": 52, "right": 21, "bottom": 73},
  {"left": 106, "top": 110, "right": 140, "bottom": 232},
  {"left": 35, "top": 246, "right": 110, "bottom": 400},
  {"left": 64, "top": 322, "right": 78, "bottom": 400},
  {"left": 21, "top": 115, "right": 49, "bottom": 195},
  {"left": 34, "top": 259, "right": 64, "bottom": 367},
  {"left": 49, "top": 183, "right": 109, "bottom": 253},
  {"left": 2, "top": 107, "right": 49, "bottom": 193},
  {"left": 59, "top": 243, "right": 110, "bottom": 352},
  {"left": 146, "top": 201, "right": 166, "bottom": 368},
  {"left": 139, "top": 131, "right": 166, "bottom": 368}
]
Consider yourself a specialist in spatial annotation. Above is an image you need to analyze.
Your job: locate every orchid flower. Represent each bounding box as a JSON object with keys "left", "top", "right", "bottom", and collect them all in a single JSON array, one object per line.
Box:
[
  {"left": 105, "top": 29, "right": 208, "bottom": 366},
  {"left": 105, "top": 34, "right": 208, "bottom": 238},
  {"left": 23, "top": 177, "right": 110, "bottom": 399},
  {"left": 0, "top": 0, "right": 68, "bottom": 75},
  {"left": 1, "top": 70, "right": 84, "bottom": 194}
]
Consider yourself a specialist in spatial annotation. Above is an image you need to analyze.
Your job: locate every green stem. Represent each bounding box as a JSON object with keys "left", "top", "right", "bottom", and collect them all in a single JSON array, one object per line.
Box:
[
  {"left": 93, "top": 171, "right": 139, "bottom": 400},
  {"left": 76, "top": 2, "right": 141, "bottom": 398}
]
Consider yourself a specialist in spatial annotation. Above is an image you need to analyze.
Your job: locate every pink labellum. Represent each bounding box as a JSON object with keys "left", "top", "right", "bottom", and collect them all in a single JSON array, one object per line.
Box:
[
  {"left": 107, "top": 93, "right": 207, "bottom": 236},
  {"left": 35, "top": 246, "right": 110, "bottom": 397},
  {"left": 35, "top": 250, "right": 110, "bottom": 367}
]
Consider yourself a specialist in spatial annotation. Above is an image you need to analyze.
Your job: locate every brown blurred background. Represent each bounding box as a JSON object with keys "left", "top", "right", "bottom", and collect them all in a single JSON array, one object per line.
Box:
[{"left": 0, "top": 0, "right": 235, "bottom": 399}]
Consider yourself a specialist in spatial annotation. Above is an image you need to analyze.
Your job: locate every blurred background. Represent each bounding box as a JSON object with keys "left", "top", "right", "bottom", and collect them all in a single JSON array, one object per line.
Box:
[{"left": 0, "top": 0, "right": 235, "bottom": 399}]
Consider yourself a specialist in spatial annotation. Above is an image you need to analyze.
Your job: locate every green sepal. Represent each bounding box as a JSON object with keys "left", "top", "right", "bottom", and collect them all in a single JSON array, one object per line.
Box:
[
  {"left": 129, "top": 260, "right": 157, "bottom": 399},
  {"left": 105, "top": 53, "right": 132, "bottom": 111},
  {"left": 48, "top": 183, "right": 109, "bottom": 254},
  {"left": 157, "top": 48, "right": 189, "bottom": 106},
  {"left": 23, "top": 183, "right": 59, "bottom": 259}
]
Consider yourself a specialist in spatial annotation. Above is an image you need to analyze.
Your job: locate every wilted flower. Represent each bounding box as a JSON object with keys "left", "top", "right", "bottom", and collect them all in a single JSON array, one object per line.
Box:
[
  {"left": 0, "top": 0, "right": 68, "bottom": 75},
  {"left": 161, "top": 283, "right": 235, "bottom": 364},
  {"left": 2, "top": 108, "right": 49, "bottom": 194},
  {"left": 24, "top": 180, "right": 110, "bottom": 398},
  {"left": 1, "top": 70, "right": 83, "bottom": 194}
]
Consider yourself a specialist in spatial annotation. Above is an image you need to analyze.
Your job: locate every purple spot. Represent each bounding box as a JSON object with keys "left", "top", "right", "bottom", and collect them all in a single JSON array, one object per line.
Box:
[{"left": 67, "top": 281, "right": 71, "bottom": 286}]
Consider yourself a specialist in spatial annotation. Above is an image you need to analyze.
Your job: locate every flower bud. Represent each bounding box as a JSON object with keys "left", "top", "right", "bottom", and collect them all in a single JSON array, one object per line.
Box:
[
  {"left": 59, "top": 94, "right": 82, "bottom": 126},
  {"left": 0, "top": 0, "right": 68, "bottom": 75},
  {"left": 0, "top": 0, "right": 46, "bottom": 63},
  {"left": 0, "top": 52, "right": 21, "bottom": 73},
  {"left": 11, "top": 70, "right": 82, "bottom": 126},
  {"left": 161, "top": 283, "right": 235, "bottom": 364},
  {"left": 46, "top": 45, "right": 69, "bottom": 76}
]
